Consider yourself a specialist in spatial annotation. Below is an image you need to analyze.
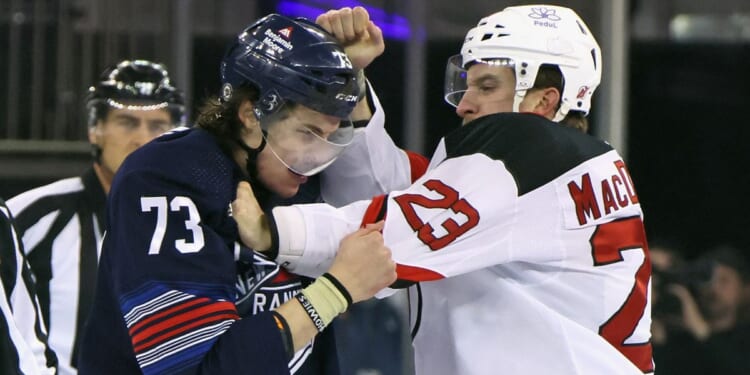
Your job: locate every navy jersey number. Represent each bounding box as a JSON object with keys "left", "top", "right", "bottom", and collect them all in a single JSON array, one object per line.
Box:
[{"left": 140, "top": 196, "right": 205, "bottom": 254}]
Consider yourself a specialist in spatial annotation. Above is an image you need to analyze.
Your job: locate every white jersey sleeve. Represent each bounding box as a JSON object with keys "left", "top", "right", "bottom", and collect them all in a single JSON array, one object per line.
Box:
[
  {"left": 274, "top": 114, "right": 643, "bottom": 281},
  {"left": 319, "top": 82, "right": 415, "bottom": 207}
]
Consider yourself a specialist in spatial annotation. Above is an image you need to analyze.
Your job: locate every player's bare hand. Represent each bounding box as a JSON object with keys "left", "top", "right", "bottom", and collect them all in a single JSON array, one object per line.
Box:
[
  {"left": 316, "top": 6, "right": 384, "bottom": 70},
  {"left": 326, "top": 221, "right": 396, "bottom": 303},
  {"left": 232, "top": 181, "right": 271, "bottom": 251}
]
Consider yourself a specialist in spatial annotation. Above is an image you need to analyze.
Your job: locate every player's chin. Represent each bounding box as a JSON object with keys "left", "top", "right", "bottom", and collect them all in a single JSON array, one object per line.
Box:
[{"left": 277, "top": 178, "right": 303, "bottom": 198}]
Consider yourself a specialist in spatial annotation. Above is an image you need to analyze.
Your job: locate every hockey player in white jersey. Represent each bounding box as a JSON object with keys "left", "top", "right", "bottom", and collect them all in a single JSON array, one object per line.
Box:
[{"left": 234, "top": 5, "right": 653, "bottom": 375}]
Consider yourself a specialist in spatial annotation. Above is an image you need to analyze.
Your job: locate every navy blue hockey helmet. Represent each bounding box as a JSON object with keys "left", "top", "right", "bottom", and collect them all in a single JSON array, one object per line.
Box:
[
  {"left": 85, "top": 60, "right": 186, "bottom": 126},
  {"left": 220, "top": 14, "right": 359, "bottom": 119}
]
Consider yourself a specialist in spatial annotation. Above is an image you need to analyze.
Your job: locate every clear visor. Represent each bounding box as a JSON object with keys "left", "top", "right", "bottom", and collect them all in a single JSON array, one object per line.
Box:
[
  {"left": 260, "top": 101, "right": 355, "bottom": 176},
  {"left": 443, "top": 55, "right": 515, "bottom": 107}
]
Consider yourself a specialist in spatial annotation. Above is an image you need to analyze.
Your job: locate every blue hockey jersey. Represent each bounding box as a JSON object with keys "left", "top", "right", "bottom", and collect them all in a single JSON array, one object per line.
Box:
[{"left": 78, "top": 127, "right": 337, "bottom": 375}]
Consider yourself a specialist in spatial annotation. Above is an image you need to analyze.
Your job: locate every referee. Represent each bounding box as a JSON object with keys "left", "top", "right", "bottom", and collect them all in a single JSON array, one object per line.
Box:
[
  {"left": 0, "top": 198, "right": 57, "bottom": 374},
  {"left": 7, "top": 60, "right": 185, "bottom": 374}
]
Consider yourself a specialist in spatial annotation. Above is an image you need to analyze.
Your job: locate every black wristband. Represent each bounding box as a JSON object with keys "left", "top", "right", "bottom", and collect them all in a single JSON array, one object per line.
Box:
[
  {"left": 271, "top": 311, "right": 294, "bottom": 360},
  {"left": 296, "top": 293, "right": 326, "bottom": 332},
  {"left": 321, "top": 273, "right": 353, "bottom": 308},
  {"left": 265, "top": 210, "right": 280, "bottom": 260}
]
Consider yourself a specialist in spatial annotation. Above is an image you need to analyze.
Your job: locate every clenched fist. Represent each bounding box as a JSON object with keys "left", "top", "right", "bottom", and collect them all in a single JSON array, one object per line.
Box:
[
  {"left": 316, "top": 6, "right": 385, "bottom": 71},
  {"left": 326, "top": 221, "right": 397, "bottom": 302}
]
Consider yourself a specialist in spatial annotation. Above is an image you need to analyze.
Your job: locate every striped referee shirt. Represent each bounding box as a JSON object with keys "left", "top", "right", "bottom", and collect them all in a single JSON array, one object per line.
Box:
[
  {"left": 0, "top": 199, "right": 57, "bottom": 374},
  {"left": 8, "top": 167, "right": 105, "bottom": 375}
]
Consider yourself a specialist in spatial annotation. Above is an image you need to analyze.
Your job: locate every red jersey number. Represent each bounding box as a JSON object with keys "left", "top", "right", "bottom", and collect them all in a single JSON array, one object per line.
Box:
[
  {"left": 591, "top": 217, "right": 653, "bottom": 373},
  {"left": 394, "top": 179, "right": 479, "bottom": 251}
]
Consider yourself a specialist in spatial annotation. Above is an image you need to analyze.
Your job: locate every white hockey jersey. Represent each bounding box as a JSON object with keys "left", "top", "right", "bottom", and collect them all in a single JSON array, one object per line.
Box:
[{"left": 272, "top": 113, "right": 653, "bottom": 375}]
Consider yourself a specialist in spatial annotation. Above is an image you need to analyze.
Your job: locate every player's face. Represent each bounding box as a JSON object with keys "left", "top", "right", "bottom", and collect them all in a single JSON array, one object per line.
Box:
[
  {"left": 455, "top": 64, "right": 544, "bottom": 125},
  {"left": 255, "top": 105, "right": 343, "bottom": 198},
  {"left": 90, "top": 107, "right": 173, "bottom": 178},
  {"left": 455, "top": 64, "right": 516, "bottom": 125}
]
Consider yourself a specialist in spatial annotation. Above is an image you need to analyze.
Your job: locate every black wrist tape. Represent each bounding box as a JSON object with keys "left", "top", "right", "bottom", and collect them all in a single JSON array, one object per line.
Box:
[{"left": 296, "top": 293, "right": 326, "bottom": 332}]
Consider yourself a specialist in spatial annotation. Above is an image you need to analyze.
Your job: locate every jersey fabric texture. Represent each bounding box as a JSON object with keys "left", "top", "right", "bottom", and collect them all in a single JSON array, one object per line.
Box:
[
  {"left": 0, "top": 199, "right": 57, "bottom": 375},
  {"left": 7, "top": 167, "right": 104, "bottom": 374},
  {"left": 77, "top": 127, "right": 341, "bottom": 375},
  {"left": 271, "top": 112, "right": 654, "bottom": 375}
]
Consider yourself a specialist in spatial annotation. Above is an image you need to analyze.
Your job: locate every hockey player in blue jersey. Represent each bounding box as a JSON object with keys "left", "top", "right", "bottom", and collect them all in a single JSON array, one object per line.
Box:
[{"left": 78, "top": 11, "right": 400, "bottom": 375}]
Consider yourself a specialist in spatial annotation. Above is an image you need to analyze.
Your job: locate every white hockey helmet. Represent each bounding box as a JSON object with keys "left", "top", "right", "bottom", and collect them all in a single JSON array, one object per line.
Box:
[{"left": 444, "top": 5, "right": 602, "bottom": 121}]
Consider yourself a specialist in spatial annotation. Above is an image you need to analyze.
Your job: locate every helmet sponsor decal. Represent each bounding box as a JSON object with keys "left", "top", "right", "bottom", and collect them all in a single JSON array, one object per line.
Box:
[
  {"left": 577, "top": 86, "right": 590, "bottom": 99},
  {"left": 529, "top": 7, "right": 561, "bottom": 28},
  {"left": 335, "top": 93, "right": 357, "bottom": 103},
  {"left": 263, "top": 28, "right": 294, "bottom": 54},
  {"left": 528, "top": 7, "right": 562, "bottom": 21},
  {"left": 277, "top": 26, "right": 293, "bottom": 39}
]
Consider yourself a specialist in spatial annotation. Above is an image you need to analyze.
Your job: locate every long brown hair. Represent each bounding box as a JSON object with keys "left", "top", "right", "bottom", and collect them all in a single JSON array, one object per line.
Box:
[{"left": 194, "top": 86, "right": 262, "bottom": 155}]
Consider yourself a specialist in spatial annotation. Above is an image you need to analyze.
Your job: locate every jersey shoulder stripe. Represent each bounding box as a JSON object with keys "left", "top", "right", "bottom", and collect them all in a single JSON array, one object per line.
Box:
[{"left": 444, "top": 112, "right": 612, "bottom": 196}]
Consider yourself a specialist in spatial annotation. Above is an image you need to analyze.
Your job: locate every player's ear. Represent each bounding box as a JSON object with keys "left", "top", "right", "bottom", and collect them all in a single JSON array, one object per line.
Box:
[
  {"left": 523, "top": 87, "right": 560, "bottom": 120},
  {"left": 237, "top": 100, "right": 259, "bottom": 131},
  {"left": 536, "top": 87, "right": 561, "bottom": 119},
  {"left": 237, "top": 99, "right": 263, "bottom": 148},
  {"left": 88, "top": 122, "right": 102, "bottom": 145}
]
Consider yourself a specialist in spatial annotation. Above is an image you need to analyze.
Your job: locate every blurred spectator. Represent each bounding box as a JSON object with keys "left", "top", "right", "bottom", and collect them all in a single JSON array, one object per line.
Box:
[
  {"left": 651, "top": 243, "right": 750, "bottom": 375},
  {"left": 650, "top": 241, "right": 710, "bottom": 375},
  {"left": 692, "top": 246, "right": 750, "bottom": 374}
]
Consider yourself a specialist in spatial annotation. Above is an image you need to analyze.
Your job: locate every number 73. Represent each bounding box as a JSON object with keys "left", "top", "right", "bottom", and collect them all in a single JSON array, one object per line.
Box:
[{"left": 140, "top": 196, "right": 205, "bottom": 254}]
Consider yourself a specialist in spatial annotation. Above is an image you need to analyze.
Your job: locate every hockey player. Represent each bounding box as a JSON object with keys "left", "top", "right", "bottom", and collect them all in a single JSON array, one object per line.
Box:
[
  {"left": 234, "top": 5, "right": 654, "bottom": 375},
  {"left": 77, "top": 13, "right": 399, "bottom": 375}
]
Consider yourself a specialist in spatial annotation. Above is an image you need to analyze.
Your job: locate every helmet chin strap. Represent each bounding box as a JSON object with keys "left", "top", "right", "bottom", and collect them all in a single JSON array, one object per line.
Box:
[
  {"left": 553, "top": 103, "right": 570, "bottom": 123},
  {"left": 234, "top": 133, "right": 271, "bottom": 205}
]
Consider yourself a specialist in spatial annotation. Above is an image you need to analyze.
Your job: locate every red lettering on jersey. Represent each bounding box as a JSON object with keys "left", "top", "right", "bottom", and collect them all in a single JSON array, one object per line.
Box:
[
  {"left": 394, "top": 179, "right": 479, "bottom": 251},
  {"left": 600, "top": 180, "right": 618, "bottom": 215},
  {"left": 611, "top": 175, "right": 630, "bottom": 207},
  {"left": 614, "top": 160, "right": 639, "bottom": 204},
  {"left": 591, "top": 217, "right": 653, "bottom": 373},
  {"left": 568, "top": 173, "right": 601, "bottom": 225}
]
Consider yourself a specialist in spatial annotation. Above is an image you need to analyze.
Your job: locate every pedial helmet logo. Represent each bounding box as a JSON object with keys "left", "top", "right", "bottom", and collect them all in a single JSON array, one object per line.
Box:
[{"left": 528, "top": 7, "right": 562, "bottom": 21}]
